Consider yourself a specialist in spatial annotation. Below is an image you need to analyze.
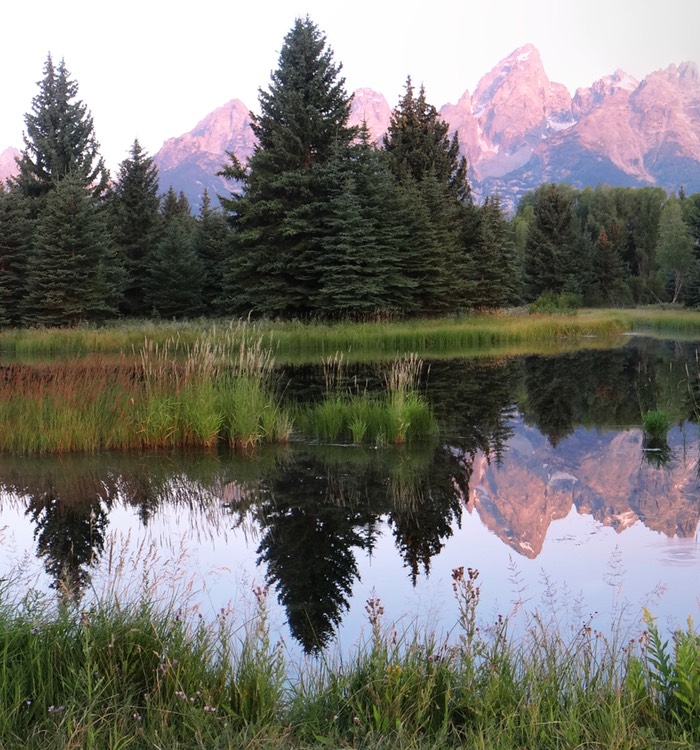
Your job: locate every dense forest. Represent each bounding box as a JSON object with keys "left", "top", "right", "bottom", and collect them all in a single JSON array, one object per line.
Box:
[{"left": 2, "top": 17, "right": 700, "bottom": 326}]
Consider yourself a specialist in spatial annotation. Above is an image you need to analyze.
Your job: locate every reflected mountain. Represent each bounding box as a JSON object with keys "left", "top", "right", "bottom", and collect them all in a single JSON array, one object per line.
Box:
[{"left": 467, "top": 417, "right": 700, "bottom": 558}]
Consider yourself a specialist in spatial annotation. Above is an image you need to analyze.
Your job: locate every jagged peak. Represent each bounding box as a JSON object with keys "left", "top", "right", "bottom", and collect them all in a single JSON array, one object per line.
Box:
[
  {"left": 352, "top": 87, "right": 387, "bottom": 101},
  {"left": 472, "top": 43, "right": 549, "bottom": 114},
  {"left": 679, "top": 60, "right": 699, "bottom": 83},
  {"left": 606, "top": 69, "right": 639, "bottom": 91},
  {"left": 506, "top": 42, "right": 541, "bottom": 64}
]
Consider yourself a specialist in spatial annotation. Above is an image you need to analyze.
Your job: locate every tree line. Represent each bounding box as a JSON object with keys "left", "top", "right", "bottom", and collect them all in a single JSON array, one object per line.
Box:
[{"left": 1, "top": 18, "right": 700, "bottom": 326}]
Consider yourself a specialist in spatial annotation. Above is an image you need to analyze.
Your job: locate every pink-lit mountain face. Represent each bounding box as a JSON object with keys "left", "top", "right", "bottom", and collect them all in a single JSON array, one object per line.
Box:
[
  {"left": 0, "top": 147, "right": 19, "bottom": 185},
  {"left": 3, "top": 45, "right": 698, "bottom": 211},
  {"left": 150, "top": 44, "right": 700, "bottom": 211}
]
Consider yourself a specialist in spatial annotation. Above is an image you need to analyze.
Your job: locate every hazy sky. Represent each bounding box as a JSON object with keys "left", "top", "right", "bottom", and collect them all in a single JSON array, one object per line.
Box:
[{"left": 2, "top": 0, "right": 698, "bottom": 172}]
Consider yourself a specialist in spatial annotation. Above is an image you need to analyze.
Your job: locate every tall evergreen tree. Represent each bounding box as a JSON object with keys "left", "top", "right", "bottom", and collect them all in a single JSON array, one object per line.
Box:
[
  {"left": 194, "top": 189, "right": 232, "bottom": 315},
  {"left": 22, "top": 175, "right": 122, "bottom": 326},
  {"left": 144, "top": 213, "right": 204, "bottom": 319},
  {"left": 589, "top": 227, "right": 629, "bottom": 305},
  {"left": 110, "top": 140, "right": 161, "bottom": 316},
  {"left": 14, "top": 54, "right": 109, "bottom": 199},
  {"left": 627, "top": 187, "right": 666, "bottom": 301},
  {"left": 383, "top": 78, "right": 470, "bottom": 203},
  {"left": 522, "top": 184, "right": 583, "bottom": 301},
  {"left": 0, "top": 185, "right": 34, "bottom": 326},
  {"left": 469, "top": 195, "right": 520, "bottom": 309},
  {"left": 313, "top": 126, "right": 416, "bottom": 318},
  {"left": 382, "top": 78, "right": 473, "bottom": 313},
  {"left": 221, "top": 16, "right": 356, "bottom": 317}
]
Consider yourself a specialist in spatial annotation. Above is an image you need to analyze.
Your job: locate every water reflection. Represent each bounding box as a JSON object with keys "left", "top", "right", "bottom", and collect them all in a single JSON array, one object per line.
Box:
[{"left": 0, "top": 338, "right": 698, "bottom": 652}]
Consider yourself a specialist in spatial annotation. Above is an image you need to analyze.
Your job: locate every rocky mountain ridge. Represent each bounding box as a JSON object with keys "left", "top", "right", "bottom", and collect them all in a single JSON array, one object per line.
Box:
[
  {"left": 2, "top": 45, "right": 698, "bottom": 210},
  {"left": 152, "top": 43, "right": 699, "bottom": 211}
]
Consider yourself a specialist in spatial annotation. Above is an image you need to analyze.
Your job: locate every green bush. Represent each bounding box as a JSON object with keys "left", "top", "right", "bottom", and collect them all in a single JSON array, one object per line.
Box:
[{"left": 529, "top": 291, "right": 582, "bottom": 314}]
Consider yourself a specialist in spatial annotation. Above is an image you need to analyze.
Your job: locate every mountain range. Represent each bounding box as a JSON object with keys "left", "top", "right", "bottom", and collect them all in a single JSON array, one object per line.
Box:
[{"left": 2, "top": 44, "right": 699, "bottom": 210}]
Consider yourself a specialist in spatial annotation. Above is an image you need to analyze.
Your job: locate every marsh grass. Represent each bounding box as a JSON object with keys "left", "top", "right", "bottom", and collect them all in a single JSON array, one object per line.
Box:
[
  {"left": 0, "top": 339, "right": 433, "bottom": 453},
  {"left": 0, "top": 558, "right": 286, "bottom": 750},
  {"left": 0, "top": 334, "right": 290, "bottom": 454},
  {"left": 2, "top": 308, "right": 700, "bottom": 363},
  {"left": 292, "top": 353, "right": 437, "bottom": 445},
  {"left": 3, "top": 308, "right": 696, "bottom": 362},
  {"left": 642, "top": 409, "right": 672, "bottom": 438},
  {"left": 0, "top": 555, "right": 698, "bottom": 750}
]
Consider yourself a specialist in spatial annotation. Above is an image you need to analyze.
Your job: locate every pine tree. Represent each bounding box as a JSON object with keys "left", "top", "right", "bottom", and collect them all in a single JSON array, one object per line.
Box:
[
  {"left": 144, "top": 217, "right": 205, "bottom": 319},
  {"left": 110, "top": 140, "right": 161, "bottom": 316},
  {"left": 522, "top": 184, "right": 583, "bottom": 301},
  {"left": 382, "top": 78, "right": 473, "bottom": 313},
  {"left": 589, "top": 226, "right": 629, "bottom": 305},
  {"left": 22, "top": 175, "right": 122, "bottom": 326},
  {"left": 0, "top": 185, "right": 34, "bottom": 326},
  {"left": 194, "top": 189, "right": 232, "bottom": 315},
  {"left": 14, "top": 55, "right": 109, "bottom": 199},
  {"left": 383, "top": 78, "right": 470, "bottom": 203},
  {"left": 469, "top": 195, "right": 520, "bottom": 309},
  {"left": 314, "top": 126, "right": 416, "bottom": 318},
  {"left": 160, "top": 187, "right": 193, "bottom": 221},
  {"left": 221, "top": 16, "right": 356, "bottom": 318}
]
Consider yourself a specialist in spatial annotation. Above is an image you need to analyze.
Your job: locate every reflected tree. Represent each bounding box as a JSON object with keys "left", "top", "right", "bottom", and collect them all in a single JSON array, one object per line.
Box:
[
  {"left": 255, "top": 455, "right": 379, "bottom": 652},
  {"left": 521, "top": 355, "right": 579, "bottom": 446},
  {"left": 428, "top": 357, "right": 519, "bottom": 462},
  {"left": 26, "top": 488, "right": 110, "bottom": 602},
  {"left": 386, "top": 447, "right": 464, "bottom": 583}
]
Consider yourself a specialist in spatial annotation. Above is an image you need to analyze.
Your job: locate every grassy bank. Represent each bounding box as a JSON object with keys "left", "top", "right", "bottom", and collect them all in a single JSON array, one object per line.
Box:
[
  {"left": 3, "top": 308, "right": 699, "bottom": 361},
  {"left": 0, "top": 567, "right": 697, "bottom": 749}
]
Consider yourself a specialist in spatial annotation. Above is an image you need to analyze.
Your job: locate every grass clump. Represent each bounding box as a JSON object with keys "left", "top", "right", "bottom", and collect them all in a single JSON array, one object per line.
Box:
[
  {"left": 0, "top": 333, "right": 290, "bottom": 454},
  {"left": 293, "top": 353, "right": 437, "bottom": 445},
  {"left": 641, "top": 408, "right": 672, "bottom": 438},
  {"left": 0, "top": 576, "right": 286, "bottom": 750}
]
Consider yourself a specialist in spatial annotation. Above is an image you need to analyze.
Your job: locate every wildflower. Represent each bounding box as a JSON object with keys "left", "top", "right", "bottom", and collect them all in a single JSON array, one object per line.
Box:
[
  {"left": 133, "top": 712, "right": 142, "bottom": 721},
  {"left": 175, "top": 690, "right": 187, "bottom": 700},
  {"left": 365, "top": 596, "right": 384, "bottom": 627},
  {"left": 203, "top": 705, "right": 217, "bottom": 713},
  {"left": 48, "top": 705, "right": 65, "bottom": 713}
]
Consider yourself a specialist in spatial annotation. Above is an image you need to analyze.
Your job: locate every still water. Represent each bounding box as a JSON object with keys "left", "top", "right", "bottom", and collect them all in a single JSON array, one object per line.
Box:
[{"left": 1, "top": 337, "right": 698, "bottom": 654}]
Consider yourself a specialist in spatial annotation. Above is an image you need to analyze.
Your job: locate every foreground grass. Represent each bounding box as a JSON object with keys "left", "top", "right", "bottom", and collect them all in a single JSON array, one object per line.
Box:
[
  {"left": 2, "top": 307, "right": 700, "bottom": 361},
  {"left": 1, "top": 567, "right": 698, "bottom": 750}
]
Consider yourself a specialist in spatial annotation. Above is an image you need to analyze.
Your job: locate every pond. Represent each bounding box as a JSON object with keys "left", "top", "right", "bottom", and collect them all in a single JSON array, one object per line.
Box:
[{"left": 1, "top": 336, "right": 698, "bottom": 655}]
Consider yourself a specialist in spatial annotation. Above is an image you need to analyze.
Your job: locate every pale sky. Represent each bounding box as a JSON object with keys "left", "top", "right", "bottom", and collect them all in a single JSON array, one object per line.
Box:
[{"left": 2, "top": 0, "right": 698, "bottom": 172}]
